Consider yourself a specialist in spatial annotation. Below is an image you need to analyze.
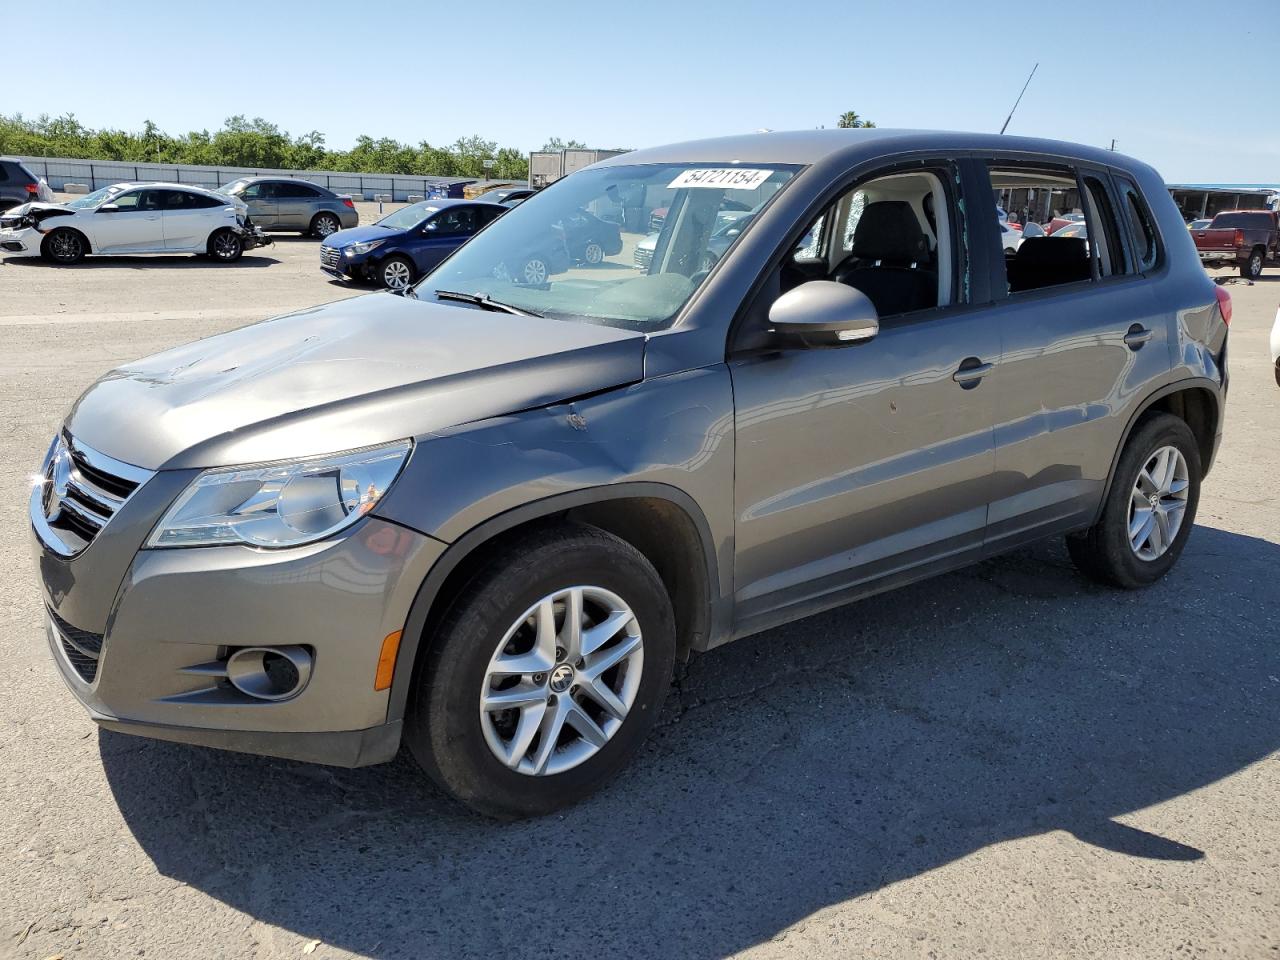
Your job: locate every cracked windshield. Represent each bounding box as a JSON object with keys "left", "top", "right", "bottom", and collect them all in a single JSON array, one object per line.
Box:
[{"left": 416, "top": 163, "right": 801, "bottom": 328}]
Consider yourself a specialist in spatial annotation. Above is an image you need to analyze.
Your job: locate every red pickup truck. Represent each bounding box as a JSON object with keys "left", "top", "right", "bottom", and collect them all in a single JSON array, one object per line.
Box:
[{"left": 1192, "top": 209, "right": 1280, "bottom": 278}]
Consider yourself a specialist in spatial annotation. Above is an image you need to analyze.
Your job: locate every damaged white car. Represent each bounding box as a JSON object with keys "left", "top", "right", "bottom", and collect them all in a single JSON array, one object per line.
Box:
[{"left": 0, "top": 183, "right": 270, "bottom": 264}]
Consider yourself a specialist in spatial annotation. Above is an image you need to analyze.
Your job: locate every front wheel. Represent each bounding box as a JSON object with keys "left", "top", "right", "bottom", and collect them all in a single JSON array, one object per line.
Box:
[
  {"left": 583, "top": 241, "right": 604, "bottom": 265},
  {"left": 1241, "top": 248, "right": 1264, "bottom": 279},
  {"left": 1067, "top": 412, "right": 1201, "bottom": 588},
  {"left": 378, "top": 255, "right": 415, "bottom": 290},
  {"left": 405, "top": 525, "right": 676, "bottom": 818},
  {"left": 41, "top": 228, "right": 87, "bottom": 264},
  {"left": 208, "top": 229, "right": 243, "bottom": 262}
]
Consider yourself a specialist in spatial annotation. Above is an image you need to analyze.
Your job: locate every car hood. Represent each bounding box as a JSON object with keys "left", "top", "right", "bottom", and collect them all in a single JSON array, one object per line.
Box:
[
  {"left": 66, "top": 292, "right": 647, "bottom": 471},
  {"left": 0, "top": 201, "right": 76, "bottom": 225},
  {"left": 325, "top": 224, "right": 405, "bottom": 248}
]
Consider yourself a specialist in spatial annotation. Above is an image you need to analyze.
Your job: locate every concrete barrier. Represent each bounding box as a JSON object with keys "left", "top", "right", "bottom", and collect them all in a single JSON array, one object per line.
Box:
[
  {"left": 407, "top": 194, "right": 425, "bottom": 203},
  {"left": 63, "top": 183, "right": 91, "bottom": 194},
  {"left": 373, "top": 193, "right": 393, "bottom": 202}
]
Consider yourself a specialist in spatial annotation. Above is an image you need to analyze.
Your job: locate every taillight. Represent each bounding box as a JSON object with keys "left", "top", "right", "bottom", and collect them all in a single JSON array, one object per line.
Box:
[
  {"left": 1214, "top": 284, "right": 1232, "bottom": 325},
  {"left": 341, "top": 198, "right": 354, "bottom": 209},
  {"left": 1234, "top": 229, "right": 1245, "bottom": 248},
  {"left": 23, "top": 183, "right": 38, "bottom": 194}
]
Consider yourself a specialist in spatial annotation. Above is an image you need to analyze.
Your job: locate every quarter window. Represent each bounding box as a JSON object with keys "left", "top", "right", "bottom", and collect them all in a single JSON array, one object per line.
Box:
[{"left": 1118, "top": 180, "right": 1160, "bottom": 273}]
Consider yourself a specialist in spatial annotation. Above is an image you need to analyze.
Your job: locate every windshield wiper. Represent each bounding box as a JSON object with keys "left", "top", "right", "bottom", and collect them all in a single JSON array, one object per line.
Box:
[{"left": 434, "top": 290, "right": 543, "bottom": 318}]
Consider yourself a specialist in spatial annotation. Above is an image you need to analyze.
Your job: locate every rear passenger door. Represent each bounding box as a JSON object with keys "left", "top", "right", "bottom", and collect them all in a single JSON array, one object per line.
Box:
[
  {"left": 240, "top": 181, "right": 278, "bottom": 227},
  {"left": 275, "top": 181, "right": 323, "bottom": 229},
  {"left": 159, "top": 190, "right": 226, "bottom": 251},
  {"left": 979, "top": 158, "right": 1171, "bottom": 552}
]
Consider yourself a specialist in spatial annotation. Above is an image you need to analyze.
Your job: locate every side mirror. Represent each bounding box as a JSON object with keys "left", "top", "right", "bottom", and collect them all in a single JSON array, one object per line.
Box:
[
  {"left": 768, "top": 280, "right": 879, "bottom": 346},
  {"left": 98, "top": 203, "right": 120, "bottom": 213}
]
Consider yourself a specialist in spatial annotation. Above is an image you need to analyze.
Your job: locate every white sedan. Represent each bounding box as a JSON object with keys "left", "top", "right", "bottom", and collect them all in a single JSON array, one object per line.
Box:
[{"left": 0, "top": 182, "right": 264, "bottom": 264}]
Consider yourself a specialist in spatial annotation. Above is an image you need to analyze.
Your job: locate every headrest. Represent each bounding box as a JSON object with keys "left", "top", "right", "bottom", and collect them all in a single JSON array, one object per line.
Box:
[
  {"left": 1015, "top": 236, "right": 1088, "bottom": 265},
  {"left": 851, "top": 201, "right": 928, "bottom": 263}
]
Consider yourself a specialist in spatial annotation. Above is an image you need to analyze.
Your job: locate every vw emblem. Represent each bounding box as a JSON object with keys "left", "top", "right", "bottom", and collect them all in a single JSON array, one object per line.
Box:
[
  {"left": 43, "top": 446, "right": 71, "bottom": 522},
  {"left": 549, "top": 663, "right": 574, "bottom": 693},
  {"left": 1148, "top": 493, "right": 1160, "bottom": 510}
]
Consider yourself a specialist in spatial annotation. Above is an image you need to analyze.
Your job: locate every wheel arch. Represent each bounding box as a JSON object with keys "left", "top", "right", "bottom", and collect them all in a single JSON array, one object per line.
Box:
[
  {"left": 43, "top": 224, "right": 92, "bottom": 256},
  {"left": 1093, "top": 379, "right": 1222, "bottom": 525},
  {"left": 386, "top": 482, "right": 723, "bottom": 724}
]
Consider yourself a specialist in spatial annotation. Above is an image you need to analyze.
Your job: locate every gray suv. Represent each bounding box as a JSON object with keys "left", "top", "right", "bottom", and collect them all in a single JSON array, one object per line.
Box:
[
  {"left": 30, "top": 131, "right": 1228, "bottom": 818},
  {"left": 0, "top": 156, "right": 48, "bottom": 210},
  {"left": 215, "top": 176, "right": 358, "bottom": 237}
]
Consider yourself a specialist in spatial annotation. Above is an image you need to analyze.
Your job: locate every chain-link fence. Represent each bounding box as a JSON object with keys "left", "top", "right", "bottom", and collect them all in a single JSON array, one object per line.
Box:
[{"left": 16, "top": 156, "right": 481, "bottom": 201}]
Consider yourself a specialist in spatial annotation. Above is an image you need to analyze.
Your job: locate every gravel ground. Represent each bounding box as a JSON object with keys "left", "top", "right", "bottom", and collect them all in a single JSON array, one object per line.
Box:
[{"left": 0, "top": 240, "right": 1277, "bottom": 960}]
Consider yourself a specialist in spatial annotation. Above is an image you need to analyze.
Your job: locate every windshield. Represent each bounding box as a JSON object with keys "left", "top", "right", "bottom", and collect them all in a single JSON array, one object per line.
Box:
[
  {"left": 215, "top": 178, "right": 251, "bottom": 196},
  {"left": 415, "top": 162, "right": 801, "bottom": 329},
  {"left": 377, "top": 202, "right": 435, "bottom": 230},
  {"left": 67, "top": 185, "right": 127, "bottom": 209}
]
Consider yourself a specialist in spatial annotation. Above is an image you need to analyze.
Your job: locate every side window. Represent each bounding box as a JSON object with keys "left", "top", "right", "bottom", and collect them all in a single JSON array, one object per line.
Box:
[
  {"left": 427, "top": 208, "right": 477, "bottom": 235},
  {"left": 0, "top": 164, "right": 10, "bottom": 183},
  {"left": 1118, "top": 177, "right": 1161, "bottom": 272},
  {"left": 278, "top": 182, "right": 321, "bottom": 198},
  {"left": 183, "top": 192, "right": 224, "bottom": 209},
  {"left": 111, "top": 191, "right": 142, "bottom": 210},
  {"left": 1082, "top": 174, "right": 1127, "bottom": 277},
  {"left": 786, "top": 167, "right": 961, "bottom": 317},
  {"left": 477, "top": 205, "right": 506, "bottom": 225},
  {"left": 241, "top": 183, "right": 262, "bottom": 200},
  {"left": 987, "top": 164, "right": 1091, "bottom": 293}
]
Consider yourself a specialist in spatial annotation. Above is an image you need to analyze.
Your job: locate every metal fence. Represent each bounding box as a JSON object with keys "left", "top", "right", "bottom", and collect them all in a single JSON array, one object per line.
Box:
[{"left": 16, "top": 156, "right": 481, "bottom": 202}]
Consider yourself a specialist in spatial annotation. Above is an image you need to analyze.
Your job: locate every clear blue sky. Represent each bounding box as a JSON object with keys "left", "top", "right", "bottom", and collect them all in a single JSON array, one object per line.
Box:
[{"left": 22, "top": 0, "right": 1279, "bottom": 182}]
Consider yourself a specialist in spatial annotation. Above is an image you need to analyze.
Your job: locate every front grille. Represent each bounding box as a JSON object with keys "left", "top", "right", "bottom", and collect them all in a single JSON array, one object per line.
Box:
[
  {"left": 634, "top": 245, "right": 653, "bottom": 270},
  {"left": 320, "top": 245, "right": 341, "bottom": 269},
  {"left": 49, "top": 607, "right": 104, "bottom": 683},
  {"left": 40, "top": 436, "right": 151, "bottom": 556}
]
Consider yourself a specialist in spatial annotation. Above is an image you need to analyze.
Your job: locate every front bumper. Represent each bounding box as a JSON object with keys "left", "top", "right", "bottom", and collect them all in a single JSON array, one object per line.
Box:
[
  {"left": 0, "top": 226, "right": 42, "bottom": 257},
  {"left": 33, "top": 457, "right": 445, "bottom": 767}
]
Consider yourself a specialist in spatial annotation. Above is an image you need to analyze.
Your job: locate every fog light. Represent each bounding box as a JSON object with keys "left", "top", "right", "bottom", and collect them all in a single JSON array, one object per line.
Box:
[{"left": 226, "top": 645, "right": 313, "bottom": 701}]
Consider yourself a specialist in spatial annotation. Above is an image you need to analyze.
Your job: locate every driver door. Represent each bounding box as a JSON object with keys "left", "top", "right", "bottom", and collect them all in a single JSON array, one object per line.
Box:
[
  {"left": 729, "top": 159, "right": 1003, "bottom": 630},
  {"left": 240, "top": 181, "right": 278, "bottom": 227},
  {"left": 90, "top": 188, "right": 164, "bottom": 253}
]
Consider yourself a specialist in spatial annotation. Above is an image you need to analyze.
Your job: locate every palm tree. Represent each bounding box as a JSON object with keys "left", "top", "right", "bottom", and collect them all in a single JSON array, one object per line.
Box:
[{"left": 837, "top": 111, "right": 876, "bottom": 129}]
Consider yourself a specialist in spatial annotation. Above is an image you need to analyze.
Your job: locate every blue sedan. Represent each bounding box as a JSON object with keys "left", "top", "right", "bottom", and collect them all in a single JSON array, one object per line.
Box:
[{"left": 320, "top": 199, "right": 507, "bottom": 289}]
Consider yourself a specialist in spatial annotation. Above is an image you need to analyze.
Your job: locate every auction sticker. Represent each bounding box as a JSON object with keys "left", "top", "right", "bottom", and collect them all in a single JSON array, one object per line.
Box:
[{"left": 668, "top": 168, "right": 774, "bottom": 190}]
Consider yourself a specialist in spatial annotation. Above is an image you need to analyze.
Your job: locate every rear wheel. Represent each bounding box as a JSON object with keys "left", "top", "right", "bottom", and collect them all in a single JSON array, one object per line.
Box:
[
  {"left": 1067, "top": 412, "right": 1201, "bottom": 588},
  {"left": 41, "top": 228, "right": 87, "bottom": 264},
  {"left": 405, "top": 524, "right": 676, "bottom": 819},
  {"left": 208, "top": 229, "right": 243, "bottom": 262},
  {"left": 310, "top": 212, "right": 341, "bottom": 239},
  {"left": 379, "top": 255, "right": 415, "bottom": 290},
  {"left": 1241, "top": 247, "right": 1264, "bottom": 279},
  {"left": 583, "top": 241, "right": 604, "bottom": 265}
]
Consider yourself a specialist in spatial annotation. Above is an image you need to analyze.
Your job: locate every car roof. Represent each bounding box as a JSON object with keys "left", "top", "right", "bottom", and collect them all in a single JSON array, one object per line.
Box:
[
  {"left": 110, "top": 182, "right": 222, "bottom": 194},
  {"left": 596, "top": 128, "right": 1152, "bottom": 176},
  {"left": 423, "top": 197, "right": 506, "bottom": 208}
]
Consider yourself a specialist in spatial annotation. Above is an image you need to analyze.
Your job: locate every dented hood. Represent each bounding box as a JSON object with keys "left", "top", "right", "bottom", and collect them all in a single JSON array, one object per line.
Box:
[
  {"left": 0, "top": 201, "right": 75, "bottom": 225},
  {"left": 66, "top": 292, "right": 647, "bottom": 470}
]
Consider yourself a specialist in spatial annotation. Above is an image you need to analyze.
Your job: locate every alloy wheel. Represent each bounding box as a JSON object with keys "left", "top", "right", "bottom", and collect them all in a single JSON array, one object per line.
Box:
[
  {"left": 479, "top": 585, "right": 643, "bottom": 776},
  {"left": 584, "top": 242, "right": 603, "bottom": 265},
  {"left": 213, "top": 232, "right": 241, "bottom": 260},
  {"left": 522, "top": 258, "right": 548, "bottom": 284},
  {"left": 50, "top": 232, "right": 82, "bottom": 262},
  {"left": 1128, "top": 445, "right": 1189, "bottom": 561},
  {"left": 383, "top": 260, "right": 412, "bottom": 289},
  {"left": 315, "top": 215, "right": 338, "bottom": 237}
]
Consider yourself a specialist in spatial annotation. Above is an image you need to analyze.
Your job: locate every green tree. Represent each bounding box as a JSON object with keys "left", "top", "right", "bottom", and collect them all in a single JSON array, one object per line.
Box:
[
  {"left": 837, "top": 111, "right": 876, "bottom": 129},
  {"left": 540, "top": 137, "right": 587, "bottom": 152}
]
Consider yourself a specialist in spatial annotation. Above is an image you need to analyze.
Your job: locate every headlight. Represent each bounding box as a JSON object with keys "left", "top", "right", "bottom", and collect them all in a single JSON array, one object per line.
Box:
[
  {"left": 346, "top": 239, "right": 385, "bottom": 257},
  {"left": 147, "top": 440, "right": 412, "bottom": 549}
]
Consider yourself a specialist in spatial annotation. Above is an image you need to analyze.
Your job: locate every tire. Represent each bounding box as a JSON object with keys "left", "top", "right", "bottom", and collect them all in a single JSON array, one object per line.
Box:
[
  {"left": 208, "top": 229, "right": 243, "bottom": 263},
  {"left": 405, "top": 524, "right": 677, "bottom": 819},
  {"left": 310, "top": 212, "right": 341, "bottom": 239},
  {"left": 583, "top": 241, "right": 604, "bottom": 265},
  {"left": 378, "top": 255, "right": 415, "bottom": 290},
  {"left": 1066, "top": 412, "right": 1201, "bottom": 589},
  {"left": 40, "top": 228, "right": 87, "bottom": 265},
  {"left": 518, "top": 256, "right": 549, "bottom": 284},
  {"left": 1241, "top": 247, "right": 1264, "bottom": 279}
]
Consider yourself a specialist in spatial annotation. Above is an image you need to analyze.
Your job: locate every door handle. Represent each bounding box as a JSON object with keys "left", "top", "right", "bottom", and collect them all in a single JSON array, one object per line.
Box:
[
  {"left": 1123, "top": 324, "right": 1153, "bottom": 350},
  {"left": 952, "top": 358, "right": 994, "bottom": 387}
]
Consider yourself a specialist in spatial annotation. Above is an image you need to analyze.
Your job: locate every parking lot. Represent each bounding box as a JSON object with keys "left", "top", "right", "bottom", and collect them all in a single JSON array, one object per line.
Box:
[{"left": 1, "top": 230, "right": 1277, "bottom": 960}]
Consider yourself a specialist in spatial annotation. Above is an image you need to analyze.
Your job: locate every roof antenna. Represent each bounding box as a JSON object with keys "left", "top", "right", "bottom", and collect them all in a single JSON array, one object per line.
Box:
[{"left": 1000, "top": 63, "right": 1039, "bottom": 135}]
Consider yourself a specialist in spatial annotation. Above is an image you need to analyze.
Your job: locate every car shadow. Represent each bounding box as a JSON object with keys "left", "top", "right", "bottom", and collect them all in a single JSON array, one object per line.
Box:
[
  {"left": 2, "top": 254, "right": 279, "bottom": 270},
  {"left": 100, "top": 525, "right": 1279, "bottom": 959}
]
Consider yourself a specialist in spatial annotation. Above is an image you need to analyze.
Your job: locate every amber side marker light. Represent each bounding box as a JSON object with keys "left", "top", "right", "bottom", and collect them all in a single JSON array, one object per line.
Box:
[{"left": 375, "top": 630, "right": 403, "bottom": 691}]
